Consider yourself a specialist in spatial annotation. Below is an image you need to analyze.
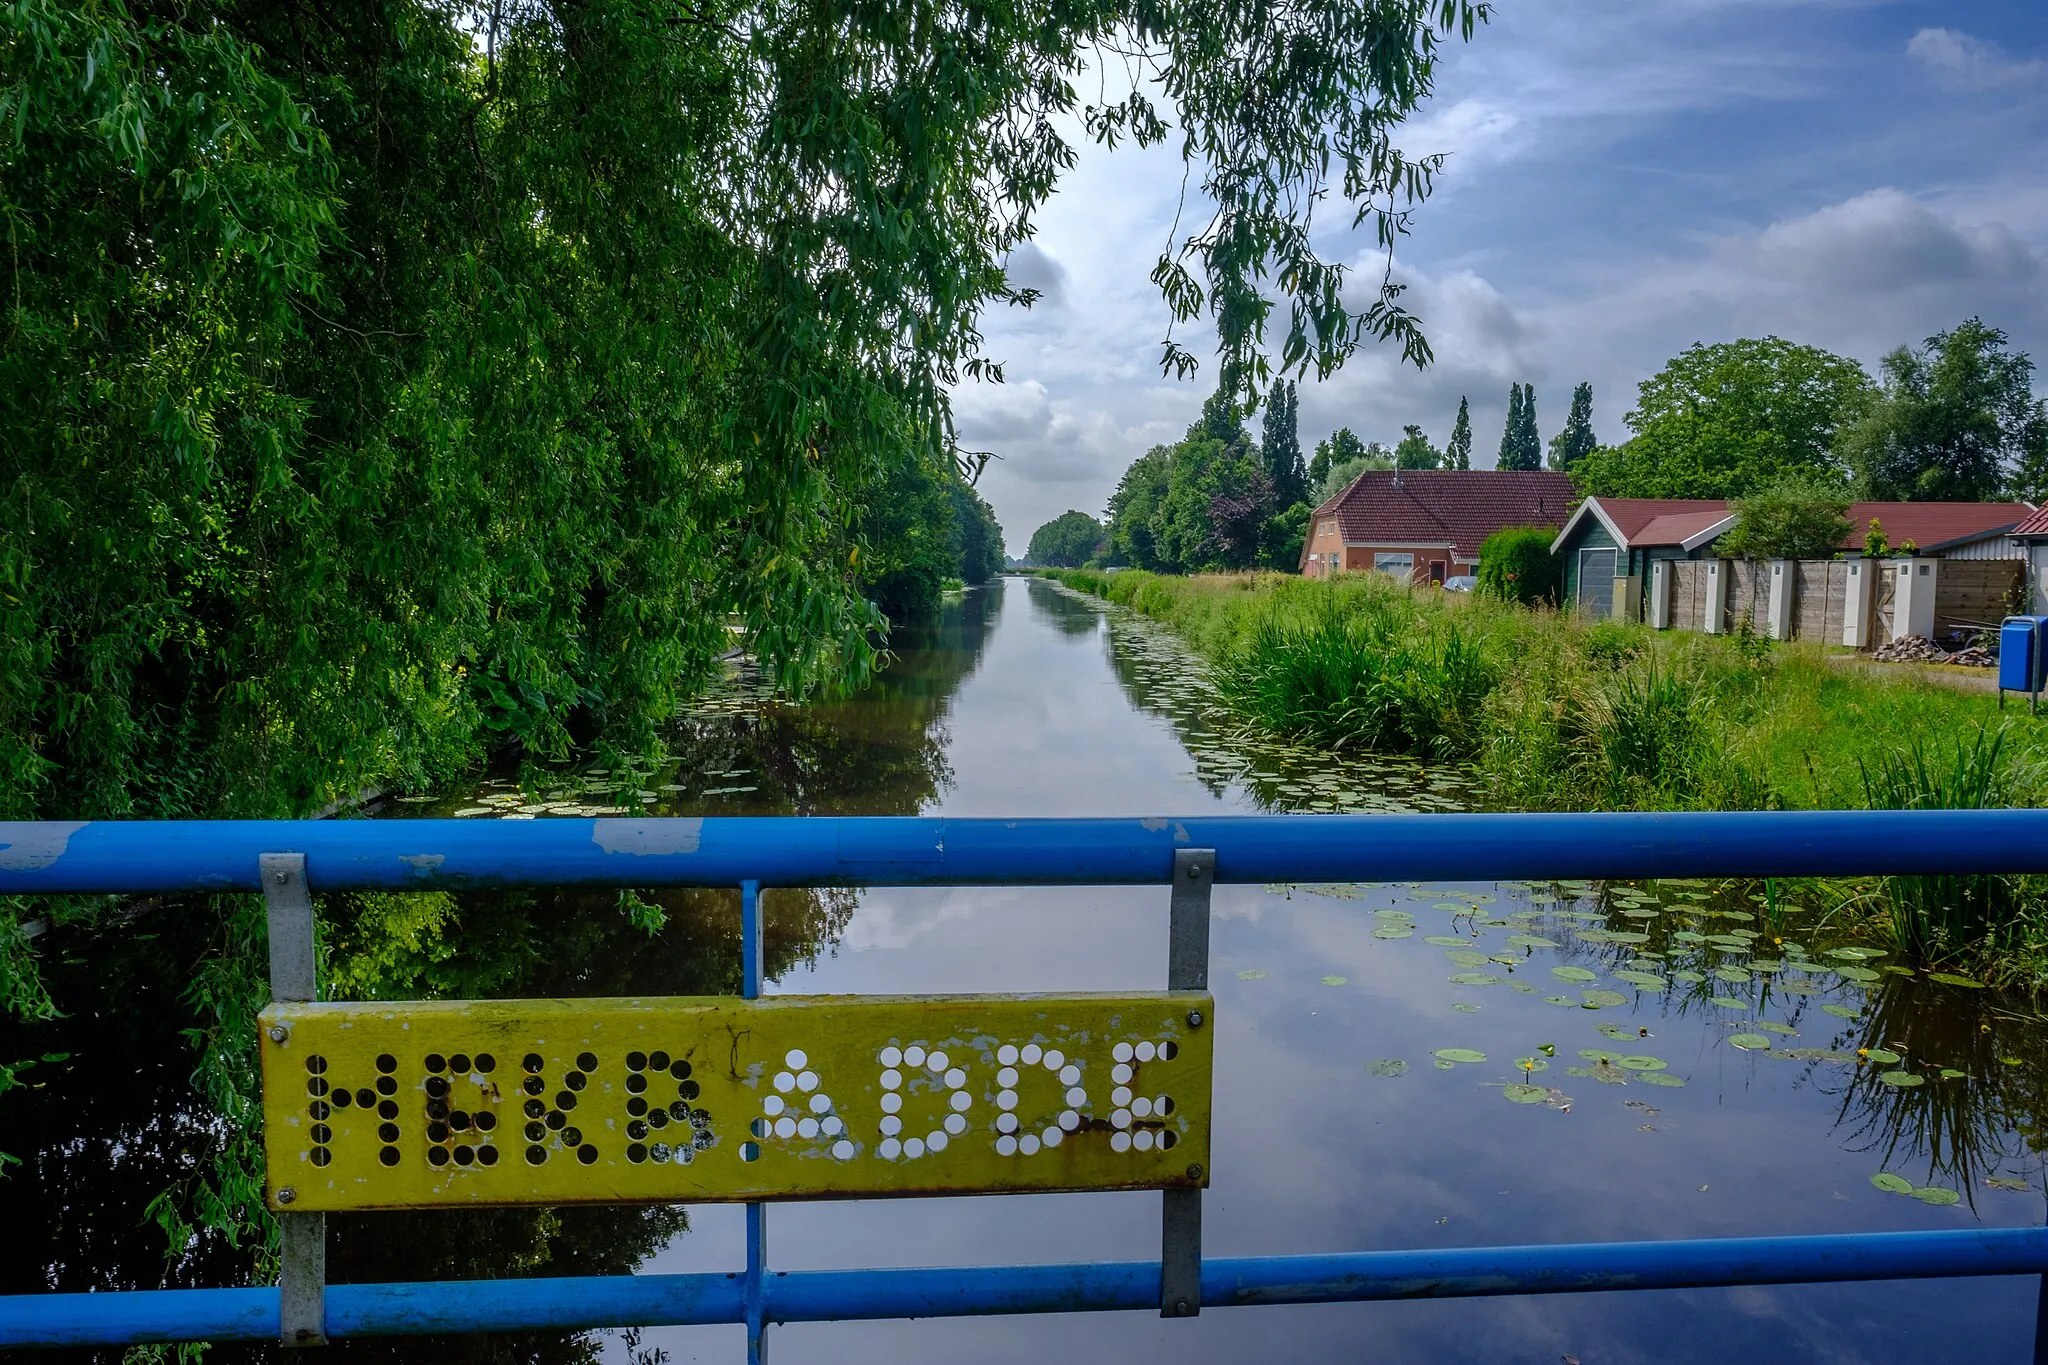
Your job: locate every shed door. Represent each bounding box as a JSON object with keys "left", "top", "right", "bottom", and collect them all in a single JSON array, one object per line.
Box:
[{"left": 1578, "top": 548, "right": 1616, "bottom": 616}]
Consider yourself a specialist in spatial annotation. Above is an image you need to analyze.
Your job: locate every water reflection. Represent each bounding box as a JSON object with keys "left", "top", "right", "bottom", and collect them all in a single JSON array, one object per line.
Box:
[
  {"left": 1023, "top": 575, "right": 1103, "bottom": 637},
  {"left": 0, "top": 586, "right": 1005, "bottom": 1358}
]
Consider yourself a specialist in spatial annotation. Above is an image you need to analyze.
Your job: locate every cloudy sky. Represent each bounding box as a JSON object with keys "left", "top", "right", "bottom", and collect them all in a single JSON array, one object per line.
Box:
[{"left": 954, "top": 0, "right": 2048, "bottom": 554}]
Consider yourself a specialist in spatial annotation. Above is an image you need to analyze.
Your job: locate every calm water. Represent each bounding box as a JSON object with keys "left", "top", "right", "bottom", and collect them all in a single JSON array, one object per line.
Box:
[{"left": 7, "top": 575, "right": 2048, "bottom": 1364}]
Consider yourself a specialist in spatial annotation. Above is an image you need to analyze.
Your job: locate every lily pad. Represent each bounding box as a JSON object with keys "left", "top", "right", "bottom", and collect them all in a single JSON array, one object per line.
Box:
[
  {"left": 1367, "top": 1059, "right": 1408, "bottom": 1077},
  {"left": 1940, "top": 1068, "right": 1965, "bottom": 1080},
  {"left": 1545, "top": 996, "right": 1578, "bottom": 1007},
  {"left": 1581, "top": 989, "right": 1629, "bottom": 1008},
  {"left": 1639, "top": 1072, "right": 1687, "bottom": 1087},
  {"left": 1928, "top": 972, "right": 1987, "bottom": 988},
  {"left": 1670, "top": 970, "right": 1708, "bottom": 984},
  {"left": 1446, "top": 949, "right": 1491, "bottom": 968},
  {"left": 1425, "top": 935, "right": 1471, "bottom": 947},
  {"left": 1373, "top": 927, "right": 1415, "bottom": 939},
  {"left": 1506, "top": 934, "right": 1559, "bottom": 949},
  {"left": 1451, "top": 1002, "right": 1482, "bottom": 1013},
  {"left": 1435, "top": 1059, "right": 1456, "bottom": 1070},
  {"left": 1828, "top": 946, "right": 1885, "bottom": 960},
  {"left": 1879, "top": 1070, "right": 1923, "bottom": 1087},
  {"left": 1236, "top": 969, "right": 1267, "bottom": 980},
  {"left": 1578, "top": 1047, "right": 1622, "bottom": 1061},
  {"left": 1821, "top": 1003, "right": 1861, "bottom": 1019},
  {"left": 1713, "top": 967, "right": 1751, "bottom": 984},
  {"left": 1433, "top": 1048, "right": 1487, "bottom": 1064},
  {"left": 1432, "top": 902, "right": 1468, "bottom": 912},
  {"left": 1596, "top": 1023, "right": 1640, "bottom": 1040},
  {"left": 1708, "top": 995, "right": 1749, "bottom": 1010},
  {"left": 1864, "top": 1048, "right": 1901, "bottom": 1064},
  {"left": 1502, "top": 1084, "right": 1549, "bottom": 1104},
  {"left": 1911, "top": 1186, "right": 1960, "bottom": 1206},
  {"left": 1871, "top": 1172, "right": 1913, "bottom": 1194},
  {"left": 1514, "top": 1057, "right": 1551, "bottom": 1072},
  {"left": 1834, "top": 965, "right": 1882, "bottom": 983},
  {"left": 1322, "top": 975, "right": 1348, "bottom": 986},
  {"left": 1753, "top": 1020, "right": 1799, "bottom": 1036},
  {"left": 1728, "top": 1033, "right": 1772, "bottom": 1050},
  {"left": 1449, "top": 972, "right": 1501, "bottom": 986},
  {"left": 1551, "top": 965, "right": 1598, "bottom": 982},
  {"left": 1613, "top": 970, "right": 1668, "bottom": 989},
  {"left": 1618, "top": 1055, "right": 1669, "bottom": 1071}
]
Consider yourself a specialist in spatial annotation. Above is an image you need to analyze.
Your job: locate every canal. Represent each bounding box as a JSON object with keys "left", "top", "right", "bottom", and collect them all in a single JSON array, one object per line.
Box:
[{"left": 5, "top": 575, "right": 2046, "bottom": 1362}]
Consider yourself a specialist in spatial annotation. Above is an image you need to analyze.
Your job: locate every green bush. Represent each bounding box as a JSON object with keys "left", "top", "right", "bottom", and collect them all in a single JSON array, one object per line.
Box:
[{"left": 1475, "top": 526, "right": 1563, "bottom": 606}]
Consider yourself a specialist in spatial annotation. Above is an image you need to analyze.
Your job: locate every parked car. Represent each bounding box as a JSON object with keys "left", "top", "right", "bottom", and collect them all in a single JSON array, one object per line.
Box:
[{"left": 1441, "top": 575, "right": 1477, "bottom": 593}]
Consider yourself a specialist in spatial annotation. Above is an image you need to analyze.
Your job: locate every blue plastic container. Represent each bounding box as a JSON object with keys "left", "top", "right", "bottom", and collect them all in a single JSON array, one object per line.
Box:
[{"left": 2000, "top": 616, "right": 2048, "bottom": 706}]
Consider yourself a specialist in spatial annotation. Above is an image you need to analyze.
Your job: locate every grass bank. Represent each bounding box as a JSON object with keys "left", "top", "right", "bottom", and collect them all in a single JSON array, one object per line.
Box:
[{"left": 1046, "top": 567, "right": 2048, "bottom": 986}]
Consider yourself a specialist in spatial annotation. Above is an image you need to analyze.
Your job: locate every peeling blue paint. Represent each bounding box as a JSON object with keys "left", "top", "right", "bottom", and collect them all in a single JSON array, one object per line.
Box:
[
  {"left": 0, "top": 821, "right": 86, "bottom": 872},
  {"left": 593, "top": 818, "right": 704, "bottom": 856}
]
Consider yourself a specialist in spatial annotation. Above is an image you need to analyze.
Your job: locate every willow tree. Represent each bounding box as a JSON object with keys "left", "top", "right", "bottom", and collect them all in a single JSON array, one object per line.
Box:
[
  {"left": 3, "top": 0, "right": 1485, "bottom": 821},
  {"left": 3, "top": 0, "right": 1487, "bottom": 1260}
]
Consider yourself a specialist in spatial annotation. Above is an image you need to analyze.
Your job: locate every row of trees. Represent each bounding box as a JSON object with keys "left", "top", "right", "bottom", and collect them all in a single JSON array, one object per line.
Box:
[
  {"left": 1072, "top": 386, "right": 1313, "bottom": 573},
  {"left": 1045, "top": 375, "right": 1603, "bottom": 573},
  {"left": 1574, "top": 320, "right": 2048, "bottom": 503}
]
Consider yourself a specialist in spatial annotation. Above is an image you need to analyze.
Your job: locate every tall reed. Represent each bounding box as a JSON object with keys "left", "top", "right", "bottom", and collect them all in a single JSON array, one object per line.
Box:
[{"left": 1857, "top": 729, "right": 2031, "bottom": 964}]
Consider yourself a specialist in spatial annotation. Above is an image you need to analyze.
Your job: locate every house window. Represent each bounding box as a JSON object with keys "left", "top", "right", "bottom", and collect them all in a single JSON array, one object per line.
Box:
[
  {"left": 1319, "top": 521, "right": 1337, "bottom": 540},
  {"left": 1373, "top": 552, "right": 1414, "bottom": 576}
]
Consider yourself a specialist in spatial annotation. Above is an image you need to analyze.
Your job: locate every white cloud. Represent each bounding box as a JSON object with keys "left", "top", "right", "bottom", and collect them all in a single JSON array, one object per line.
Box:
[
  {"left": 1397, "top": 98, "right": 1524, "bottom": 170},
  {"left": 1747, "top": 188, "right": 2037, "bottom": 291},
  {"left": 1908, "top": 28, "right": 2046, "bottom": 92}
]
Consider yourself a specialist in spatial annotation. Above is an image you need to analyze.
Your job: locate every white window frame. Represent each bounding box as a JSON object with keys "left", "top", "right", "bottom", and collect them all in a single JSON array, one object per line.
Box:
[{"left": 1373, "top": 552, "right": 1414, "bottom": 576}]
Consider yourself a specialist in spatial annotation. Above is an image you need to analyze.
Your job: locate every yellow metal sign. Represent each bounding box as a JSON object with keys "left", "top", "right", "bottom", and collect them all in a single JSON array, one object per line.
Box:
[{"left": 259, "top": 992, "right": 1212, "bottom": 1211}]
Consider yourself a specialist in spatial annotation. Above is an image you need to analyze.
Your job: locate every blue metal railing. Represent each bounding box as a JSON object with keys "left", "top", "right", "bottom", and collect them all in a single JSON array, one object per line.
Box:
[{"left": 4, "top": 812, "right": 2048, "bottom": 1356}]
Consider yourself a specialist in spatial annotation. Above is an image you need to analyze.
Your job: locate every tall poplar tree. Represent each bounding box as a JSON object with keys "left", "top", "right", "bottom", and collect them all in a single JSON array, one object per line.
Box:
[
  {"left": 1496, "top": 384, "right": 1525, "bottom": 467},
  {"left": 1517, "top": 386, "right": 1542, "bottom": 468},
  {"left": 1446, "top": 396, "right": 1473, "bottom": 470},
  {"left": 1548, "top": 382, "right": 1597, "bottom": 471},
  {"left": 1497, "top": 383, "right": 1542, "bottom": 470},
  {"left": 1261, "top": 380, "right": 1306, "bottom": 506}
]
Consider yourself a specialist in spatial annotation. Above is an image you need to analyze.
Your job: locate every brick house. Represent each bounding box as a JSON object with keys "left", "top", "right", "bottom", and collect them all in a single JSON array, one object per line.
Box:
[{"left": 1299, "top": 469, "right": 1576, "bottom": 585}]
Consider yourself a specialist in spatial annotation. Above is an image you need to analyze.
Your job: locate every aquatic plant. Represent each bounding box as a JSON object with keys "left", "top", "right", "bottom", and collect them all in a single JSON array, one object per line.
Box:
[{"left": 1856, "top": 730, "right": 2043, "bottom": 967}]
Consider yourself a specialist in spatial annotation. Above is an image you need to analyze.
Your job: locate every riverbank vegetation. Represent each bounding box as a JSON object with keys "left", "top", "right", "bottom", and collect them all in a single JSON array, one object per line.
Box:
[{"left": 1045, "top": 568, "right": 2048, "bottom": 987}]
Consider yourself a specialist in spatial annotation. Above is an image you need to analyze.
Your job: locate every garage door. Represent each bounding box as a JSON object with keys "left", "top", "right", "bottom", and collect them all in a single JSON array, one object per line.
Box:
[{"left": 1578, "top": 548, "right": 1616, "bottom": 617}]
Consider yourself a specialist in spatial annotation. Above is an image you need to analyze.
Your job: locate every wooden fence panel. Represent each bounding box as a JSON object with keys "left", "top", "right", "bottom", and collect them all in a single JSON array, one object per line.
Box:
[
  {"left": 1793, "top": 561, "right": 1845, "bottom": 643},
  {"left": 1671, "top": 562, "right": 1706, "bottom": 631},
  {"left": 1934, "top": 560, "right": 2022, "bottom": 638}
]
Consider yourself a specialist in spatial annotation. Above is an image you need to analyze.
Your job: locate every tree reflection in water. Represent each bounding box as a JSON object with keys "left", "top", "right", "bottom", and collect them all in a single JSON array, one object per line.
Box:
[{"left": 0, "top": 585, "right": 1004, "bottom": 1362}]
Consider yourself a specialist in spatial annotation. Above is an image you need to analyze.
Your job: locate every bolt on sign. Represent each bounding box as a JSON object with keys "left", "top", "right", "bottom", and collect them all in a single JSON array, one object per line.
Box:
[{"left": 259, "top": 993, "right": 1213, "bottom": 1211}]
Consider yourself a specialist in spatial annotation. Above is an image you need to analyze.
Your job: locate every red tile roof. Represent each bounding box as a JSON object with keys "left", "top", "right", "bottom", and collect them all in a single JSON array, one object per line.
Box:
[
  {"left": 2011, "top": 506, "right": 2048, "bottom": 538},
  {"left": 1843, "top": 502, "right": 2031, "bottom": 551},
  {"left": 1307, "top": 470, "right": 1575, "bottom": 563},
  {"left": 1582, "top": 498, "right": 1731, "bottom": 544},
  {"left": 1567, "top": 495, "right": 2032, "bottom": 552}
]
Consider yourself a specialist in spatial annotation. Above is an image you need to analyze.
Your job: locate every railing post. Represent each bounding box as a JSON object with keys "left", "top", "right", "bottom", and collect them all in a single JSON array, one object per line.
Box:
[
  {"left": 741, "top": 878, "right": 768, "bottom": 1364},
  {"left": 1162, "top": 848, "right": 1212, "bottom": 1318},
  {"left": 261, "top": 852, "right": 326, "bottom": 1348}
]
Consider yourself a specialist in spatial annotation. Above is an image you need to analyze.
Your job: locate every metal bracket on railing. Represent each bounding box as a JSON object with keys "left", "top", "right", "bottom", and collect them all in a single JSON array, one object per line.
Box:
[
  {"left": 741, "top": 878, "right": 769, "bottom": 1365},
  {"left": 1162, "top": 847, "right": 1212, "bottom": 1319},
  {"left": 262, "top": 852, "right": 327, "bottom": 1349}
]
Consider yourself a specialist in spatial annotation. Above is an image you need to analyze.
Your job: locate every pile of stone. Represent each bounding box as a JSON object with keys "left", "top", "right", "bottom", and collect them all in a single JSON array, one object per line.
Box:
[{"left": 1870, "top": 635, "right": 1996, "bottom": 668}]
